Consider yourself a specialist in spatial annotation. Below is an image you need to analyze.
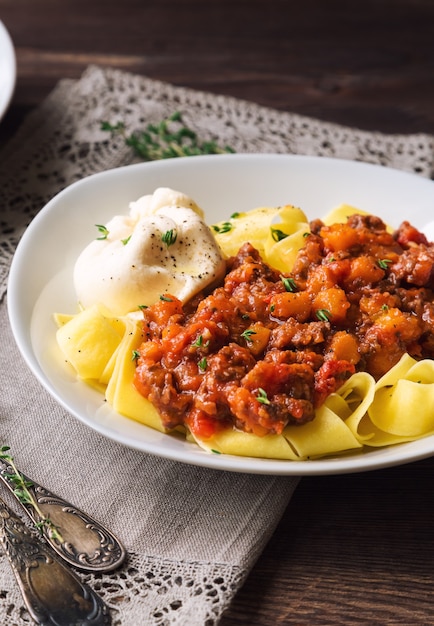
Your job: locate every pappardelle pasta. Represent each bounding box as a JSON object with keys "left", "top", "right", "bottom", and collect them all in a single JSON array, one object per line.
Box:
[{"left": 55, "top": 189, "right": 434, "bottom": 461}]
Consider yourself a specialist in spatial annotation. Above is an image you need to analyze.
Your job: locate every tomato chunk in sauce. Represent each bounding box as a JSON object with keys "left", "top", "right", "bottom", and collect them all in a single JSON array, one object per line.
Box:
[{"left": 134, "top": 214, "right": 434, "bottom": 439}]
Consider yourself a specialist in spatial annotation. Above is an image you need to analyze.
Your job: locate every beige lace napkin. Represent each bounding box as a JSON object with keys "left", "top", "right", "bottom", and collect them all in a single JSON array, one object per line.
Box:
[{"left": 0, "top": 65, "right": 433, "bottom": 625}]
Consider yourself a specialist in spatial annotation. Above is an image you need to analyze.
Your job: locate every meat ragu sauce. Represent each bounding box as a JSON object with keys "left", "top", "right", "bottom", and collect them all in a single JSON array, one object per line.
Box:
[{"left": 134, "top": 214, "right": 434, "bottom": 439}]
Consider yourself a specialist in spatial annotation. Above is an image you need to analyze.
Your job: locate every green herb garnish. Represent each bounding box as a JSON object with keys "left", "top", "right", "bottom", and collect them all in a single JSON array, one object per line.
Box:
[
  {"left": 160, "top": 295, "right": 173, "bottom": 302},
  {"left": 101, "top": 112, "right": 235, "bottom": 161},
  {"left": 198, "top": 357, "right": 208, "bottom": 372},
  {"left": 192, "top": 334, "right": 210, "bottom": 350},
  {"left": 212, "top": 221, "right": 233, "bottom": 234},
  {"left": 256, "top": 388, "right": 271, "bottom": 405},
  {"left": 101, "top": 121, "right": 125, "bottom": 133},
  {"left": 192, "top": 335, "right": 204, "bottom": 348},
  {"left": 0, "top": 446, "right": 63, "bottom": 541},
  {"left": 95, "top": 224, "right": 109, "bottom": 240},
  {"left": 241, "top": 329, "right": 257, "bottom": 342},
  {"left": 162, "top": 229, "right": 177, "bottom": 247},
  {"left": 281, "top": 276, "right": 297, "bottom": 292},
  {"left": 378, "top": 258, "right": 393, "bottom": 270},
  {"left": 316, "top": 309, "right": 331, "bottom": 322},
  {"left": 271, "top": 228, "right": 288, "bottom": 242}
]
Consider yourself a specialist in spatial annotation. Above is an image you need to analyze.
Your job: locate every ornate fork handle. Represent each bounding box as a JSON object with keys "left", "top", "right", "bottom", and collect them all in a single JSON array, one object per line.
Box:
[
  {"left": 0, "top": 458, "right": 126, "bottom": 572},
  {"left": 0, "top": 498, "right": 111, "bottom": 625}
]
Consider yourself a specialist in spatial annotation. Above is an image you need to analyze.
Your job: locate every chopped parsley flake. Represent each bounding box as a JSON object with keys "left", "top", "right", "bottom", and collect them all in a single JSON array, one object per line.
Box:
[
  {"left": 256, "top": 388, "right": 271, "bottom": 405},
  {"left": 198, "top": 357, "right": 207, "bottom": 372},
  {"left": 192, "top": 335, "right": 204, "bottom": 348},
  {"left": 212, "top": 221, "right": 233, "bottom": 234}
]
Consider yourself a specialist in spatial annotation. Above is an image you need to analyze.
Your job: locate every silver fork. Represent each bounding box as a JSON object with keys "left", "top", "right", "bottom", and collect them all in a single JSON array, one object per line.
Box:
[
  {"left": 0, "top": 453, "right": 126, "bottom": 572},
  {"left": 0, "top": 495, "right": 111, "bottom": 625}
]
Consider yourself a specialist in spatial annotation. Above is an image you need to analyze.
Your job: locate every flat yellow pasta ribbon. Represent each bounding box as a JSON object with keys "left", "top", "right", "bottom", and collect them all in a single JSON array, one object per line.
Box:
[
  {"left": 263, "top": 205, "right": 311, "bottom": 273},
  {"left": 56, "top": 305, "right": 124, "bottom": 381},
  {"left": 55, "top": 306, "right": 167, "bottom": 432},
  {"left": 188, "top": 428, "right": 300, "bottom": 460},
  {"left": 283, "top": 402, "right": 363, "bottom": 459},
  {"left": 105, "top": 317, "right": 167, "bottom": 432},
  {"left": 366, "top": 354, "right": 434, "bottom": 439},
  {"left": 213, "top": 205, "right": 310, "bottom": 272},
  {"left": 321, "top": 203, "right": 369, "bottom": 225}
]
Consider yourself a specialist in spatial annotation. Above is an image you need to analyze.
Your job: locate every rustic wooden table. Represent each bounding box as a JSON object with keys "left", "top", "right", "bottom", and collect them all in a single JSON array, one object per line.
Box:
[{"left": 2, "top": 1, "right": 434, "bottom": 624}]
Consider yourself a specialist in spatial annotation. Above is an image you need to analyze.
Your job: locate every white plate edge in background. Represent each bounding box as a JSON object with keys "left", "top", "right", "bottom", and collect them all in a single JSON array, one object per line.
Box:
[{"left": 0, "top": 20, "right": 16, "bottom": 122}]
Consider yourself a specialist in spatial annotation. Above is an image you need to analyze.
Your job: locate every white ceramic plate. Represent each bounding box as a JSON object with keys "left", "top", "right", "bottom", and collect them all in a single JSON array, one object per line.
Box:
[
  {"left": 8, "top": 154, "right": 434, "bottom": 475},
  {"left": 0, "top": 21, "right": 16, "bottom": 121}
]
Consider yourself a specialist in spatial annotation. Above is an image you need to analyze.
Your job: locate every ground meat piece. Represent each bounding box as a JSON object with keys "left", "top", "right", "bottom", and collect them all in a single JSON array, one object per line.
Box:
[
  {"left": 346, "top": 213, "right": 388, "bottom": 233},
  {"left": 264, "top": 347, "right": 324, "bottom": 371},
  {"left": 290, "top": 234, "right": 324, "bottom": 284},
  {"left": 422, "top": 301, "right": 434, "bottom": 330},
  {"left": 395, "top": 220, "right": 429, "bottom": 247},
  {"left": 309, "top": 218, "right": 325, "bottom": 235},
  {"left": 390, "top": 245, "right": 434, "bottom": 287},
  {"left": 193, "top": 344, "right": 256, "bottom": 420},
  {"left": 268, "top": 318, "right": 328, "bottom": 350},
  {"left": 203, "top": 343, "right": 256, "bottom": 383},
  {"left": 195, "top": 346, "right": 316, "bottom": 434}
]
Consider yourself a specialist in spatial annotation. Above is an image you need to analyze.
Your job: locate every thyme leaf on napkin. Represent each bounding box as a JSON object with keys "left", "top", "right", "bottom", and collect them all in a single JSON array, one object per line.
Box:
[
  {"left": 0, "top": 446, "right": 63, "bottom": 542},
  {"left": 101, "top": 111, "right": 235, "bottom": 160}
]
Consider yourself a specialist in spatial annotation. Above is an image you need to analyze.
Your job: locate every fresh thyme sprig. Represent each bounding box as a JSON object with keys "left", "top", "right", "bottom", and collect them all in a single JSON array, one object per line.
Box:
[
  {"left": 281, "top": 276, "right": 297, "bottom": 292},
  {"left": 101, "top": 112, "right": 235, "bottom": 161},
  {"left": 0, "top": 446, "right": 63, "bottom": 542},
  {"left": 241, "top": 328, "right": 257, "bottom": 342},
  {"left": 378, "top": 258, "right": 393, "bottom": 270},
  {"left": 316, "top": 308, "right": 332, "bottom": 322},
  {"left": 95, "top": 224, "right": 109, "bottom": 240}
]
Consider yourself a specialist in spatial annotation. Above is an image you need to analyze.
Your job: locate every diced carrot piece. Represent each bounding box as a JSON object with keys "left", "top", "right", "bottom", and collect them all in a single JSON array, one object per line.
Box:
[
  {"left": 312, "top": 287, "right": 350, "bottom": 324},
  {"left": 325, "top": 331, "right": 360, "bottom": 365},
  {"left": 269, "top": 291, "right": 311, "bottom": 322}
]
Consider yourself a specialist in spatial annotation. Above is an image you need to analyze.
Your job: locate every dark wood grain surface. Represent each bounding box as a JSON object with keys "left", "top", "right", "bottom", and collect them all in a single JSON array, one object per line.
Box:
[{"left": 2, "top": 1, "right": 434, "bottom": 624}]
